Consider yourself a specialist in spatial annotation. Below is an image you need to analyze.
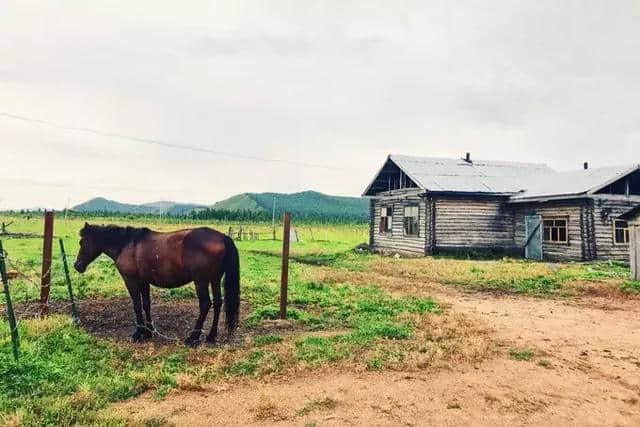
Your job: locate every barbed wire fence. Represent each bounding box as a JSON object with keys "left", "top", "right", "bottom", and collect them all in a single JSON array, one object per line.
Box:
[
  {"left": 1, "top": 212, "right": 369, "bottom": 359},
  {"left": 1, "top": 239, "right": 81, "bottom": 360}
]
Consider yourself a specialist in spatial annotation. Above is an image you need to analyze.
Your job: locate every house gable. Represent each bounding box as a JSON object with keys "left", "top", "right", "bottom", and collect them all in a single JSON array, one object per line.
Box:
[{"left": 362, "top": 157, "right": 421, "bottom": 196}]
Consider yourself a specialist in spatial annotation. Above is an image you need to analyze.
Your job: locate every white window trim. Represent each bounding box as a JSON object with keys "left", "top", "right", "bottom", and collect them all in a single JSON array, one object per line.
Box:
[
  {"left": 379, "top": 205, "right": 393, "bottom": 234},
  {"left": 403, "top": 205, "right": 420, "bottom": 237},
  {"left": 542, "top": 216, "right": 569, "bottom": 244},
  {"left": 613, "top": 219, "right": 630, "bottom": 245}
]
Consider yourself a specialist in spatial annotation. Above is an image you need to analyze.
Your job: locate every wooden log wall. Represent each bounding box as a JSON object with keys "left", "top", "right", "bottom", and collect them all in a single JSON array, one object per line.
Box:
[
  {"left": 369, "top": 199, "right": 375, "bottom": 247},
  {"left": 512, "top": 201, "right": 584, "bottom": 262},
  {"left": 370, "top": 195, "right": 428, "bottom": 255},
  {"left": 433, "top": 196, "right": 515, "bottom": 251},
  {"left": 592, "top": 199, "right": 638, "bottom": 263},
  {"left": 631, "top": 224, "right": 640, "bottom": 280},
  {"left": 426, "top": 197, "right": 436, "bottom": 255},
  {"left": 580, "top": 203, "right": 597, "bottom": 261}
]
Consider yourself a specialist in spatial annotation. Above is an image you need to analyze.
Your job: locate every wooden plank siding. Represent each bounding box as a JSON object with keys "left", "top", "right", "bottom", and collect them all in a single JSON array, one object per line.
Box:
[
  {"left": 432, "top": 196, "right": 515, "bottom": 252},
  {"left": 592, "top": 199, "right": 637, "bottom": 263},
  {"left": 370, "top": 195, "right": 428, "bottom": 255},
  {"left": 512, "top": 201, "right": 585, "bottom": 262}
]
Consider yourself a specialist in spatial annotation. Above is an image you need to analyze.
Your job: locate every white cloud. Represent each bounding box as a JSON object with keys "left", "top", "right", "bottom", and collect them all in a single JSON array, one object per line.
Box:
[{"left": 1, "top": 0, "right": 638, "bottom": 209}]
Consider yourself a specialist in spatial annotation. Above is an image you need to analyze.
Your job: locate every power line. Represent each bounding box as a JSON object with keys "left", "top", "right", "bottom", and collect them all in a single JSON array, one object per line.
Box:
[{"left": 0, "top": 111, "right": 367, "bottom": 172}]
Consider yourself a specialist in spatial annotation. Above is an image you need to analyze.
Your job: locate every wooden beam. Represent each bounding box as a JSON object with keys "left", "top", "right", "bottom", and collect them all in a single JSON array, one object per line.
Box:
[{"left": 625, "top": 177, "right": 630, "bottom": 198}]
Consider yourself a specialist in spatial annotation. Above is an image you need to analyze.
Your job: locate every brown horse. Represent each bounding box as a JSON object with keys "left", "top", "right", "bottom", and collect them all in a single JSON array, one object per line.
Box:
[{"left": 73, "top": 223, "right": 240, "bottom": 346}]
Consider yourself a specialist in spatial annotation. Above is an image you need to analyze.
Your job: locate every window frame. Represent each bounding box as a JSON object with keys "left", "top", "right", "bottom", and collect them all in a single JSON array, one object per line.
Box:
[
  {"left": 403, "top": 204, "right": 420, "bottom": 237},
  {"left": 379, "top": 206, "right": 393, "bottom": 234},
  {"left": 613, "top": 219, "right": 630, "bottom": 245},
  {"left": 542, "top": 217, "right": 569, "bottom": 244}
]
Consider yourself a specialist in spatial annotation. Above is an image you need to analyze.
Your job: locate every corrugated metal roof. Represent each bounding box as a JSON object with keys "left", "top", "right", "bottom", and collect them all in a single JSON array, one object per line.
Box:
[
  {"left": 510, "top": 164, "right": 640, "bottom": 201},
  {"left": 388, "top": 155, "right": 554, "bottom": 194},
  {"left": 363, "top": 155, "right": 640, "bottom": 199}
]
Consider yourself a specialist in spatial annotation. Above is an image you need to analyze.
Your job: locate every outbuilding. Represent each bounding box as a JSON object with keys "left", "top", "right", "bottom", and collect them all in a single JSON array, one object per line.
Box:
[{"left": 362, "top": 154, "right": 640, "bottom": 263}]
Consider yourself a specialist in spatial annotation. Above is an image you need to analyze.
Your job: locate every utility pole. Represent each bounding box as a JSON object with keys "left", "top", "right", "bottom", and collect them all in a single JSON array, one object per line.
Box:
[{"left": 271, "top": 196, "right": 277, "bottom": 229}]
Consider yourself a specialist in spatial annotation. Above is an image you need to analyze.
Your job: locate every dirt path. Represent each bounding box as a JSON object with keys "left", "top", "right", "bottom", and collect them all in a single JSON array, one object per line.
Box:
[{"left": 113, "top": 286, "right": 640, "bottom": 426}]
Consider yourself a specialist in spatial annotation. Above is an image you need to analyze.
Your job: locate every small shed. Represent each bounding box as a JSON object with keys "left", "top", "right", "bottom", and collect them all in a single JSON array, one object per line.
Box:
[{"left": 619, "top": 206, "right": 640, "bottom": 280}]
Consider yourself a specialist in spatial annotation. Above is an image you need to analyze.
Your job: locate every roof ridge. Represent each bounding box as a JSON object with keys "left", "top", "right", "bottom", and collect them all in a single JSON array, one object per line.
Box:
[{"left": 388, "top": 154, "right": 550, "bottom": 168}]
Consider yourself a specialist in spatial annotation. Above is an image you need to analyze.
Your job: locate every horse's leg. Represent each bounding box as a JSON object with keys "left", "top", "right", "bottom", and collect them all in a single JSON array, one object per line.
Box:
[
  {"left": 124, "top": 278, "right": 146, "bottom": 342},
  {"left": 140, "top": 282, "right": 153, "bottom": 339},
  {"left": 205, "top": 276, "right": 223, "bottom": 344},
  {"left": 184, "top": 279, "right": 211, "bottom": 347}
]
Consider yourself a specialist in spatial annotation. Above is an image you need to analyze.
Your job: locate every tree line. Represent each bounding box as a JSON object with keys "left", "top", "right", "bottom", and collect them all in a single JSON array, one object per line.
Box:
[{"left": 3, "top": 208, "right": 367, "bottom": 224}]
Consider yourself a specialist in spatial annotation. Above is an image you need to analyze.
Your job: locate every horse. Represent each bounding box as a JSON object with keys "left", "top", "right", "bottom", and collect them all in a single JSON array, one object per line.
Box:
[{"left": 73, "top": 223, "right": 240, "bottom": 346}]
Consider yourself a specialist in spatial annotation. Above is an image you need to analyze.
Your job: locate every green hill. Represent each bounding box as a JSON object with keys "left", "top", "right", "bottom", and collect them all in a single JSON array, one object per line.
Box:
[
  {"left": 73, "top": 197, "right": 205, "bottom": 216},
  {"left": 212, "top": 191, "right": 368, "bottom": 221},
  {"left": 211, "top": 194, "right": 263, "bottom": 213},
  {"left": 72, "top": 191, "right": 368, "bottom": 222}
]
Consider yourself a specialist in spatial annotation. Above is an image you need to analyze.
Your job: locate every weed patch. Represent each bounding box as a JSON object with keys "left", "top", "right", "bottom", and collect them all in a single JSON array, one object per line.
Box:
[
  {"left": 621, "top": 280, "right": 640, "bottom": 293},
  {"left": 253, "top": 334, "right": 283, "bottom": 346},
  {"left": 509, "top": 348, "right": 535, "bottom": 361},
  {"left": 297, "top": 397, "right": 338, "bottom": 416}
]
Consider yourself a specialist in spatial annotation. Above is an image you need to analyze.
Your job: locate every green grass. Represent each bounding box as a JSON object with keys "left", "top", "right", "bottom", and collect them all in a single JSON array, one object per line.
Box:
[
  {"left": 0, "top": 213, "right": 636, "bottom": 424},
  {"left": 509, "top": 348, "right": 535, "bottom": 361},
  {"left": 317, "top": 252, "right": 633, "bottom": 296},
  {"left": 621, "top": 280, "right": 640, "bottom": 293},
  {"left": 0, "top": 215, "right": 440, "bottom": 425},
  {"left": 0, "top": 316, "right": 188, "bottom": 426},
  {"left": 253, "top": 334, "right": 283, "bottom": 346}
]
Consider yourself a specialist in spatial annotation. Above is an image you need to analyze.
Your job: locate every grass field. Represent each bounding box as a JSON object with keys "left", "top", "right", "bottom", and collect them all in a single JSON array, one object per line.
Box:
[{"left": 0, "top": 214, "right": 638, "bottom": 426}]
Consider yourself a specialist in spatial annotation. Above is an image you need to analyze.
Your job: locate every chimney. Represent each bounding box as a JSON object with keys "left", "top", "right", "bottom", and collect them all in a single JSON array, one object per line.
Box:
[
  {"left": 465, "top": 152, "right": 472, "bottom": 163},
  {"left": 583, "top": 162, "right": 589, "bottom": 170}
]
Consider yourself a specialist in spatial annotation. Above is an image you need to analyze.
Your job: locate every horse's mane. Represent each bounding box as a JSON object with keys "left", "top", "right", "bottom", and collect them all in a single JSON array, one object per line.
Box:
[{"left": 82, "top": 224, "right": 151, "bottom": 248}]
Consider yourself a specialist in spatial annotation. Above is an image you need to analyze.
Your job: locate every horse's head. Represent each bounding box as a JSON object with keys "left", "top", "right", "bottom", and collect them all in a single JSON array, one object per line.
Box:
[{"left": 74, "top": 222, "right": 103, "bottom": 273}]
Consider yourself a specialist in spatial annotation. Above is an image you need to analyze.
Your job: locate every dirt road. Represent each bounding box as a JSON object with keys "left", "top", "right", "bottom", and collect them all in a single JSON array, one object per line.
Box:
[{"left": 113, "top": 285, "right": 640, "bottom": 426}]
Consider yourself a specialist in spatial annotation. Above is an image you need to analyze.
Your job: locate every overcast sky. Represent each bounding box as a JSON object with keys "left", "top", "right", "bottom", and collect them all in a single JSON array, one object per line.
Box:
[{"left": 1, "top": 1, "right": 639, "bottom": 209}]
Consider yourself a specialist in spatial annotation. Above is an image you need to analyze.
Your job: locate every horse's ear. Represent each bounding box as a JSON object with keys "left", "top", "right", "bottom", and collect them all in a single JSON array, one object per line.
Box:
[{"left": 84, "top": 222, "right": 89, "bottom": 227}]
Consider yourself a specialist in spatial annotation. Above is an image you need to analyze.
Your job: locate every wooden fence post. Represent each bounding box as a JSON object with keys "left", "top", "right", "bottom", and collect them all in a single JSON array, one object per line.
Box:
[
  {"left": 0, "top": 240, "right": 20, "bottom": 361},
  {"left": 40, "top": 210, "right": 54, "bottom": 316},
  {"left": 59, "top": 239, "right": 80, "bottom": 324},
  {"left": 279, "top": 212, "right": 291, "bottom": 320}
]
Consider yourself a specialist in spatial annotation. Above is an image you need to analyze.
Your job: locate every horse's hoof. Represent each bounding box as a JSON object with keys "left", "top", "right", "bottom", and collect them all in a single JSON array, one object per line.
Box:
[
  {"left": 184, "top": 339, "right": 200, "bottom": 348},
  {"left": 131, "top": 332, "right": 145, "bottom": 343},
  {"left": 205, "top": 335, "right": 217, "bottom": 345},
  {"left": 184, "top": 335, "right": 201, "bottom": 347},
  {"left": 131, "top": 326, "right": 153, "bottom": 343}
]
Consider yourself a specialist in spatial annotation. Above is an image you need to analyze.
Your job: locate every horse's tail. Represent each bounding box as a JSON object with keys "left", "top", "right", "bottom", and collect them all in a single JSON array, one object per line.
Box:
[{"left": 222, "top": 234, "right": 240, "bottom": 332}]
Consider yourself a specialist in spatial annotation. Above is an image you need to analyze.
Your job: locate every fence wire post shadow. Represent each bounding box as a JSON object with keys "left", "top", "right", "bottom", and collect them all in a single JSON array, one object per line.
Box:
[
  {"left": 0, "top": 240, "right": 20, "bottom": 361},
  {"left": 59, "top": 239, "right": 80, "bottom": 324}
]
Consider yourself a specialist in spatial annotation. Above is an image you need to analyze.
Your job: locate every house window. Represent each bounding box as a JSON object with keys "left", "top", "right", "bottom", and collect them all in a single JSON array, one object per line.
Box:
[
  {"left": 379, "top": 206, "right": 393, "bottom": 233},
  {"left": 543, "top": 218, "right": 568, "bottom": 243},
  {"left": 403, "top": 205, "right": 419, "bottom": 236},
  {"left": 613, "top": 220, "right": 629, "bottom": 244}
]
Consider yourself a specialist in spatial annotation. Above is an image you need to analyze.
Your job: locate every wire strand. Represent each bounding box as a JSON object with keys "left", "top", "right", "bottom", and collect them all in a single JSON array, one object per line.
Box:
[{"left": 0, "top": 111, "right": 367, "bottom": 172}]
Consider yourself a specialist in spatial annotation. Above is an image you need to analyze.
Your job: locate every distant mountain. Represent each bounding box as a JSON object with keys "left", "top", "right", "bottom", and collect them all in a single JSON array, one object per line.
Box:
[
  {"left": 72, "top": 197, "right": 206, "bottom": 216},
  {"left": 72, "top": 191, "right": 368, "bottom": 221},
  {"left": 212, "top": 191, "right": 368, "bottom": 221}
]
